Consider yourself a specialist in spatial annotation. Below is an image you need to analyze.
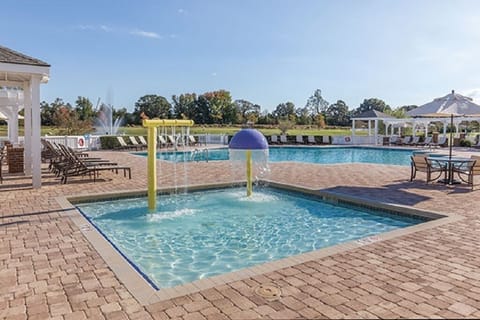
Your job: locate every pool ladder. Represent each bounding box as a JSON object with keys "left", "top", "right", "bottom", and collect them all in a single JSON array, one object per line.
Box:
[{"left": 191, "top": 148, "right": 209, "bottom": 162}]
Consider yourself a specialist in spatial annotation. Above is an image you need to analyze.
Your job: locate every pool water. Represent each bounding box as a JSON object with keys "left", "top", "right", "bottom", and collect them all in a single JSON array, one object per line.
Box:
[
  {"left": 77, "top": 187, "right": 424, "bottom": 289},
  {"left": 138, "top": 147, "right": 414, "bottom": 166}
]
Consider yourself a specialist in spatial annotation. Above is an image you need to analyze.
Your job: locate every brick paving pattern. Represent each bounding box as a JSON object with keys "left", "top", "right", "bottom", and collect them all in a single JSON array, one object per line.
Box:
[{"left": 1, "top": 149, "right": 480, "bottom": 319}]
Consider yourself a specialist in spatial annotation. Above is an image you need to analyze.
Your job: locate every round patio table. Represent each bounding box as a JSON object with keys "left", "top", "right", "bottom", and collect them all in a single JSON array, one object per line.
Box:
[{"left": 427, "top": 156, "right": 473, "bottom": 185}]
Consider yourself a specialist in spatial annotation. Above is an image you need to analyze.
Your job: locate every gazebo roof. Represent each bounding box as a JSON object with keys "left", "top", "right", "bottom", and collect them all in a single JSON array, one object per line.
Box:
[
  {"left": 352, "top": 109, "right": 395, "bottom": 120},
  {"left": 0, "top": 45, "right": 50, "bottom": 67}
]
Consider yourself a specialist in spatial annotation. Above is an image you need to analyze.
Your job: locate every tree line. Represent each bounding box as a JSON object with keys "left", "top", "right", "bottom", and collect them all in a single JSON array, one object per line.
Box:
[{"left": 39, "top": 89, "right": 417, "bottom": 134}]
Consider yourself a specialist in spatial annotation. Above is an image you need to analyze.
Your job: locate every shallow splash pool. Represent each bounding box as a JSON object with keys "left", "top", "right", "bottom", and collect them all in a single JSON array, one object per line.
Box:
[
  {"left": 136, "top": 146, "right": 416, "bottom": 166},
  {"left": 77, "top": 187, "right": 426, "bottom": 289}
]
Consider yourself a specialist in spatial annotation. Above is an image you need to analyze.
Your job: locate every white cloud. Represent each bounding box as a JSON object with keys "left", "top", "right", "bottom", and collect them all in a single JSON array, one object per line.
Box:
[
  {"left": 129, "top": 29, "right": 161, "bottom": 39},
  {"left": 178, "top": 8, "right": 185, "bottom": 14},
  {"left": 211, "top": 72, "right": 217, "bottom": 77},
  {"left": 465, "top": 88, "right": 480, "bottom": 104}
]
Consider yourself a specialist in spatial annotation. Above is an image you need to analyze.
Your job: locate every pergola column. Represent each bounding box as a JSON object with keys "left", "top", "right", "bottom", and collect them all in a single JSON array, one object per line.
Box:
[
  {"left": 351, "top": 119, "right": 356, "bottom": 139},
  {"left": 374, "top": 119, "right": 378, "bottom": 145},
  {"left": 24, "top": 81, "right": 32, "bottom": 175},
  {"left": 31, "top": 75, "right": 41, "bottom": 188},
  {"left": 443, "top": 121, "right": 447, "bottom": 137}
]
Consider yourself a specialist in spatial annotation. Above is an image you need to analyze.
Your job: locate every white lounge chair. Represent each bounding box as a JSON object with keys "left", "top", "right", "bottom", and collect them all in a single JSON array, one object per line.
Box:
[
  {"left": 307, "top": 136, "right": 316, "bottom": 144},
  {"left": 270, "top": 135, "right": 279, "bottom": 144},
  {"left": 296, "top": 135, "right": 304, "bottom": 144},
  {"left": 188, "top": 135, "right": 198, "bottom": 146},
  {"left": 422, "top": 136, "right": 432, "bottom": 146},
  {"left": 431, "top": 136, "right": 448, "bottom": 148},
  {"left": 322, "top": 136, "right": 330, "bottom": 144},
  {"left": 280, "top": 135, "right": 288, "bottom": 144},
  {"left": 157, "top": 136, "right": 168, "bottom": 148},
  {"left": 129, "top": 136, "right": 146, "bottom": 149},
  {"left": 137, "top": 136, "right": 148, "bottom": 145},
  {"left": 116, "top": 137, "right": 139, "bottom": 150}
]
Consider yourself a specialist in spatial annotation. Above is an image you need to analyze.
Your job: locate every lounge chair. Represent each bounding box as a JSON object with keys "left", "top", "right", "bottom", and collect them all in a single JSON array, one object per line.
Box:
[
  {"left": 157, "top": 136, "right": 169, "bottom": 148},
  {"left": 410, "top": 155, "right": 445, "bottom": 183},
  {"left": 137, "top": 136, "right": 148, "bottom": 145},
  {"left": 296, "top": 135, "right": 304, "bottom": 144},
  {"left": 188, "top": 135, "right": 198, "bottom": 146},
  {"left": 431, "top": 137, "right": 448, "bottom": 148},
  {"left": 280, "top": 135, "right": 288, "bottom": 144},
  {"left": 116, "top": 137, "right": 140, "bottom": 150},
  {"left": 422, "top": 136, "right": 433, "bottom": 147},
  {"left": 167, "top": 135, "right": 176, "bottom": 146},
  {"left": 270, "top": 135, "right": 279, "bottom": 144},
  {"left": 453, "top": 156, "right": 480, "bottom": 190},
  {"left": 307, "top": 136, "right": 316, "bottom": 145},
  {"left": 405, "top": 136, "right": 420, "bottom": 146},
  {"left": 129, "top": 136, "right": 147, "bottom": 149},
  {"left": 402, "top": 136, "right": 412, "bottom": 145},
  {"left": 322, "top": 136, "right": 331, "bottom": 144}
]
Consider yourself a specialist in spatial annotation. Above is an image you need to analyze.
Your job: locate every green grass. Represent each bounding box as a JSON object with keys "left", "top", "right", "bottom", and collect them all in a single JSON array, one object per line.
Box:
[{"left": 0, "top": 125, "right": 360, "bottom": 137}]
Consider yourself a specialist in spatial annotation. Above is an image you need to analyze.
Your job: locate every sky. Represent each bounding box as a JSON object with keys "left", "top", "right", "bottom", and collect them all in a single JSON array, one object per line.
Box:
[{"left": 2, "top": 0, "right": 480, "bottom": 112}]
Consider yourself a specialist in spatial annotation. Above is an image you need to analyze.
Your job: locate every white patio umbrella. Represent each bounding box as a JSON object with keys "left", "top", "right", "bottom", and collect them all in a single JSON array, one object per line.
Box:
[{"left": 407, "top": 90, "right": 480, "bottom": 160}]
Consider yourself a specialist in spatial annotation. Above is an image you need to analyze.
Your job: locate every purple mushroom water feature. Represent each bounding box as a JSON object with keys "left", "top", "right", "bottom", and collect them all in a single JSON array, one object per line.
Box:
[{"left": 229, "top": 129, "right": 269, "bottom": 196}]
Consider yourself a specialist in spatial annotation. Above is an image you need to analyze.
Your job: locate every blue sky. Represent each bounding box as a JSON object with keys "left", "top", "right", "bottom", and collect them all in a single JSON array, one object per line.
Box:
[{"left": 2, "top": 0, "right": 480, "bottom": 112}]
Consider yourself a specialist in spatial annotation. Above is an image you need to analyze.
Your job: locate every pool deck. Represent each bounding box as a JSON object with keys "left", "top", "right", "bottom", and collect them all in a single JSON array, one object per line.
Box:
[{"left": 2, "top": 147, "right": 480, "bottom": 319}]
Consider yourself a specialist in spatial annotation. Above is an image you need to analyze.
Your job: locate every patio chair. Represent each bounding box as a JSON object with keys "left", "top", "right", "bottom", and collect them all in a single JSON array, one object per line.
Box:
[
  {"left": 157, "top": 136, "right": 168, "bottom": 148},
  {"left": 410, "top": 155, "right": 446, "bottom": 183},
  {"left": 188, "top": 135, "right": 198, "bottom": 146},
  {"left": 296, "top": 135, "right": 304, "bottom": 144},
  {"left": 270, "top": 135, "right": 279, "bottom": 144},
  {"left": 129, "top": 136, "right": 147, "bottom": 149},
  {"left": 137, "top": 136, "right": 148, "bottom": 145},
  {"left": 307, "top": 135, "right": 316, "bottom": 145},
  {"left": 322, "top": 136, "right": 331, "bottom": 144},
  {"left": 402, "top": 136, "right": 412, "bottom": 145},
  {"left": 116, "top": 137, "right": 140, "bottom": 150},
  {"left": 167, "top": 135, "right": 176, "bottom": 146},
  {"left": 431, "top": 136, "right": 448, "bottom": 148},
  {"left": 453, "top": 156, "right": 480, "bottom": 190},
  {"left": 389, "top": 136, "right": 399, "bottom": 145},
  {"left": 405, "top": 136, "right": 419, "bottom": 146},
  {"left": 280, "top": 135, "right": 288, "bottom": 144},
  {"left": 422, "top": 136, "right": 433, "bottom": 147}
]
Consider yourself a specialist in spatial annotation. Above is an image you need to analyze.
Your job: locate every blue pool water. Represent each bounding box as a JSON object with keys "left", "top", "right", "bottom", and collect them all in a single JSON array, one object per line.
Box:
[
  {"left": 77, "top": 187, "right": 424, "bottom": 288},
  {"left": 136, "top": 147, "right": 414, "bottom": 166}
]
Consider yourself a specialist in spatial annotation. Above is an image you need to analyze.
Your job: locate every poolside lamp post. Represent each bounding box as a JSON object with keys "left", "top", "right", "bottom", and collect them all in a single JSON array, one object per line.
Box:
[{"left": 229, "top": 129, "right": 269, "bottom": 196}]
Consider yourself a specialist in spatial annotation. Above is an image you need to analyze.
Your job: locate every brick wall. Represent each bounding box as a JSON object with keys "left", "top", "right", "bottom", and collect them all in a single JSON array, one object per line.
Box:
[{"left": 7, "top": 146, "right": 24, "bottom": 173}]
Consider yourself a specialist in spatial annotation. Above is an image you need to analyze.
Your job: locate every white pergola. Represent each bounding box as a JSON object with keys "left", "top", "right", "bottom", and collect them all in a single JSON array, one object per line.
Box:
[{"left": 0, "top": 45, "right": 50, "bottom": 188}]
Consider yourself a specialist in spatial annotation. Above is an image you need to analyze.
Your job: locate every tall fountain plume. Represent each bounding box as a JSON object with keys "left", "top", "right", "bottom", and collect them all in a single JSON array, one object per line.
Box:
[{"left": 94, "top": 101, "right": 123, "bottom": 135}]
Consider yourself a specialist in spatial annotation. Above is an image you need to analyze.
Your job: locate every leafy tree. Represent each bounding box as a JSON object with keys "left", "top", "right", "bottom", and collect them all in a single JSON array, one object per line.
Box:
[
  {"left": 295, "top": 107, "right": 312, "bottom": 125},
  {"left": 234, "top": 99, "right": 261, "bottom": 124},
  {"left": 193, "top": 95, "right": 212, "bottom": 124},
  {"left": 172, "top": 93, "right": 197, "bottom": 120},
  {"left": 202, "top": 90, "right": 235, "bottom": 124},
  {"left": 40, "top": 98, "right": 71, "bottom": 126},
  {"left": 75, "top": 96, "right": 96, "bottom": 121},
  {"left": 273, "top": 102, "right": 296, "bottom": 122},
  {"left": 305, "top": 89, "right": 329, "bottom": 115},
  {"left": 52, "top": 105, "right": 92, "bottom": 134},
  {"left": 133, "top": 95, "right": 172, "bottom": 124},
  {"left": 354, "top": 98, "right": 391, "bottom": 115},
  {"left": 326, "top": 100, "right": 350, "bottom": 126},
  {"left": 392, "top": 105, "right": 417, "bottom": 118},
  {"left": 257, "top": 111, "right": 276, "bottom": 125}
]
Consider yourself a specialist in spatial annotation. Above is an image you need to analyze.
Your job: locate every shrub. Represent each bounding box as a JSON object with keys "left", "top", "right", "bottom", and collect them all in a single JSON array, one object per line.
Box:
[
  {"left": 99, "top": 136, "right": 121, "bottom": 149},
  {"left": 460, "top": 139, "right": 472, "bottom": 147}
]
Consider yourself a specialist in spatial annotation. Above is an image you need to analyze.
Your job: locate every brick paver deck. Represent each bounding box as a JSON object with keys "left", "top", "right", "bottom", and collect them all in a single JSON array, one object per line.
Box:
[{"left": 1, "top": 148, "right": 480, "bottom": 319}]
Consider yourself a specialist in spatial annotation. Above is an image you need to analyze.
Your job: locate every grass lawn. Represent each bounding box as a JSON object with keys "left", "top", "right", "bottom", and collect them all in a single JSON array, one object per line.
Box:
[{"left": 0, "top": 125, "right": 362, "bottom": 137}]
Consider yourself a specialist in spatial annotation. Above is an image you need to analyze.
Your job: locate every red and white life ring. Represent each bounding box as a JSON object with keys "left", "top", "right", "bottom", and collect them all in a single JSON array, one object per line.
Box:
[
  {"left": 77, "top": 137, "right": 85, "bottom": 148},
  {"left": 344, "top": 136, "right": 351, "bottom": 143}
]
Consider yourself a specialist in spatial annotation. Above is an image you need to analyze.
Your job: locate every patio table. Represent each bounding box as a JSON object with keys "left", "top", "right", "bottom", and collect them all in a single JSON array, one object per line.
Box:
[{"left": 428, "top": 156, "right": 473, "bottom": 185}]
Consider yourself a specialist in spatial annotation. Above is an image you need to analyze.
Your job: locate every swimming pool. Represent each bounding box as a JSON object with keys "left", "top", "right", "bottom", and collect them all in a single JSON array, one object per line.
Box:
[
  {"left": 137, "top": 147, "right": 416, "bottom": 166},
  {"left": 77, "top": 187, "right": 424, "bottom": 289}
]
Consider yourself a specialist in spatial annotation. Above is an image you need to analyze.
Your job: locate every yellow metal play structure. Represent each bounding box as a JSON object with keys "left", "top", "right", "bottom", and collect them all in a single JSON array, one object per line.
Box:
[{"left": 142, "top": 119, "right": 194, "bottom": 211}]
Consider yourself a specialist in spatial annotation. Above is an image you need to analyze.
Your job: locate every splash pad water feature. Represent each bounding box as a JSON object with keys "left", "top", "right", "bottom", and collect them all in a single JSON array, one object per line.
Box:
[
  {"left": 142, "top": 119, "right": 194, "bottom": 210},
  {"left": 229, "top": 128, "right": 269, "bottom": 196}
]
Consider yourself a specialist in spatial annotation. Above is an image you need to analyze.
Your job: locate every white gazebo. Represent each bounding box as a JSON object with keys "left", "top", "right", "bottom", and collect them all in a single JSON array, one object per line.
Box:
[
  {"left": 0, "top": 45, "right": 50, "bottom": 188},
  {"left": 351, "top": 109, "right": 395, "bottom": 145}
]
